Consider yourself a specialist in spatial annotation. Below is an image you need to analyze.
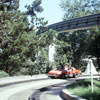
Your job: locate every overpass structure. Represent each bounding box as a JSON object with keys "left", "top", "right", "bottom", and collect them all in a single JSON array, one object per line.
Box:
[
  {"left": 45, "top": 13, "right": 100, "bottom": 64},
  {"left": 46, "top": 13, "right": 100, "bottom": 33}
]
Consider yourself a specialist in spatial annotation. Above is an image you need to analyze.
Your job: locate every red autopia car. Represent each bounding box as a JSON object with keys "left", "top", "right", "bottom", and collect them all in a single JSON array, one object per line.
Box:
[
  {"left": 48, "top": 69, "right": 66, "bottom": 79},
  {"left": 65, "top": 67, "right": 81, "bottom": 78},
  {"left": 48, "top": 67, "right": 81, "bottom": 79}
]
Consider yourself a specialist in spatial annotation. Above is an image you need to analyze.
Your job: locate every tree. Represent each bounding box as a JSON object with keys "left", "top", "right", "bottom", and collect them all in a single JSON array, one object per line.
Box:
[
  {"left": 51, "top": 33, "right": 71, "bottom": 69},
  {"left": 0, "top": 0, "right": 59, "bottom": 75},
  {"left": 0, "top": 0, "right": 27, "bottom": 75},
  {"left": 26, "top": 0, "right": 43, "bottom": 16},
  {"left": 56, "top": 31, "right": 88, "bottom": 69},
  {"left": 36, "top": 29, "right": 58, "bottom": 72},
  {"left": 87, "top": 26, "right": 100, "bottom": 69},
  {"left": 0, "top": 0, "right": 37, "bottom": 75},
  {"left": 60, "top": 0, "right": 100, "bottom": 20},
  {"left": 25, "top": 0, "right": 47, "bottom": 33},
  {"left": 60, "top": 0, "right": 100, "bottom": 69},
  {"left": 0, "top": 0, "right": 51, "bottom": 75}
]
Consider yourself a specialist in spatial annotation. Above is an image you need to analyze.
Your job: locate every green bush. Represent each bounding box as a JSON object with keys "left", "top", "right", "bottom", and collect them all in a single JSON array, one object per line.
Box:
[
  {"left": 16, "top": 68, "right": 29, "bottom": 75},
  {"left": 0, "top": 70, "right": 9, "bottom": 78},
  {"left": 67, "top": 79, "right": 100, "bottom": 100}
]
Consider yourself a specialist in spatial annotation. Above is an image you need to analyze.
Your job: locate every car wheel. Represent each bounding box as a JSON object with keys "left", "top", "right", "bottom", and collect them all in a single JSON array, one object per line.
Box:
[
  {"left": 48, "top": 76, "right": 55, "bottom": 79},
  {"left": 73, "top": 72, "right": 78, "bottom": 78},
  {"left": 60, "top": 74, "right": 65, "bottom": 79}
]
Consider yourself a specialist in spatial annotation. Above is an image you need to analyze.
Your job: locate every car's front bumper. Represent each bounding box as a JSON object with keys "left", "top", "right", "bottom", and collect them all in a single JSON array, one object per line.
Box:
[
  {"left": 65, "top": 74, "right": 73, "bottom": 77},
  {"left": 48, "top": 74, "right": 58, "bottom": 78}
]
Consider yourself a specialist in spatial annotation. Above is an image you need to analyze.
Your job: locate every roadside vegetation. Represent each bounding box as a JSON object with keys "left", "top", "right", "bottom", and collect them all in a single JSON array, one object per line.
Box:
[
  {"left": 0, "top": 70, "right": 9, "bottom": 78},
  {"left": 0, "top": 0, "right": 100, "bottom": 77},
  {"left": 67, "top": 79, "right": 100, "bottom": 100},
  {"left": 0, "top": 0, "right": 57, "bottom": 76}
]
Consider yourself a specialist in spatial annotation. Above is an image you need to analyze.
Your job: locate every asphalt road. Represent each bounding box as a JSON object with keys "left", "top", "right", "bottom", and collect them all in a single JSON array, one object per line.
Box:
[
  {"left": 9, "top": 79, "right": 70, "bottom": 100},
  {"left": 0, "top": 75, "right": 70, "bottom": 100},
  {"left": 0, "top": 75, "right": 99, "bottom": 100},
  {"left": 40, "top": 83, "right": 67, "bottom": 100}
]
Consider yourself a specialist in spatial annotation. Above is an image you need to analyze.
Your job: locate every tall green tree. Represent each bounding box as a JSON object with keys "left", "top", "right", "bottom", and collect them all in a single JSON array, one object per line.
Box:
[
  {"left": 0, "top": 0, "right": 58, "bottom": 75},
  {"left": 60, "top": 0, "right": 100, "bottom": 69},
  {"left": 54, "top": 42, "right": 71, "bottom": 69},
  {"left": 60, "top": 0, "right": 100, "bottom": 20},
  {"left": 87, "top": 26, "right": 100, "bottom": 69},
  {"left": 0, "top": 0, "right": 35, "bottom": 75},
  {"left": 57, "top": 31, "right": 87, "bottom": 68}
]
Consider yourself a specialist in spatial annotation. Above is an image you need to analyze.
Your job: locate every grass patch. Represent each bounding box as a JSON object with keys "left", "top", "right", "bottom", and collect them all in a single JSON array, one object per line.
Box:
[{"left": 67, "top": 79, "right": 100, "bottom": 100}]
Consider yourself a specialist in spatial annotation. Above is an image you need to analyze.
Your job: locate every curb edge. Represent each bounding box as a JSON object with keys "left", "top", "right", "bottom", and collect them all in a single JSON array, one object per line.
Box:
[{"left": 62, "top": 89, "right": 87, "bottom": 100}]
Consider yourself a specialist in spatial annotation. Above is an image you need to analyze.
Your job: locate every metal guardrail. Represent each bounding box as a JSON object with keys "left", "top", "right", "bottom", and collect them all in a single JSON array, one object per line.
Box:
[{"left": 40, "top": 13, "right": 100, "bottom": 34}]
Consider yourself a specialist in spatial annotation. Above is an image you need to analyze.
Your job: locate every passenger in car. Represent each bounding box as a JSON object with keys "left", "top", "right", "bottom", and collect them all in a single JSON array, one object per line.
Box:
[
  {"left": 68, "top": 66, "right": 73, "bottom": 71},
  {"left": 64, "top": 64, "right": 68, "bottom": 70}
]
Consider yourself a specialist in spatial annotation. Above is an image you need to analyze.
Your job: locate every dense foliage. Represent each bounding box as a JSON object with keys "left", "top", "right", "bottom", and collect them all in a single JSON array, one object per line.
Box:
[
  {"left": 87, "top": 26, "right": 100, "bottom": 70},
  {"left": 67, "top": 79, "right": 100, "bottom": 100},
  {"left": 0, "top": 0, "right": 100, "bottom": 77},
  {"left": 60, "top": 0, "right": 100, "bottom": 70},
  {"left": 0, "top": 0, "right": 57, "bottom": 76},
  {"left": 60, "top": 0, "right": 100, "bottom": 20}
]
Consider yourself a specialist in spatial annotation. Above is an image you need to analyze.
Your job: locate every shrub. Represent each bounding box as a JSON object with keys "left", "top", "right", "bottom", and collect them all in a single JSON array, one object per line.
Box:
[
  {"left": 16, "top": 68, "right": 29, "bottom": 75},
  {"left": 0, "top": 70, "right": 9, "bottom": 78},
  {"left": 67, "top": 79, "right": 100, "bottom": 100}
]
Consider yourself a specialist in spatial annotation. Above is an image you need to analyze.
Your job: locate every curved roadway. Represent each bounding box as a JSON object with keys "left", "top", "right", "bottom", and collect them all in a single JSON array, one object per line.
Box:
[
  {"left": 0, "top": 75, "right": 71, "bottom": 100},
  {"left": 1, "top": 75, "right": 99, "bottom": 100}
]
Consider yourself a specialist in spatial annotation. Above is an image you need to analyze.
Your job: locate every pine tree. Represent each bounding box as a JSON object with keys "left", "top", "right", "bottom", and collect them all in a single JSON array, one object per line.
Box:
[
  {"left": 0, "top": 0, "right": 33, "bottom": 75},
  {"left": 0, "top": 0, "right": 58, "bottom": 75}
]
